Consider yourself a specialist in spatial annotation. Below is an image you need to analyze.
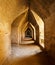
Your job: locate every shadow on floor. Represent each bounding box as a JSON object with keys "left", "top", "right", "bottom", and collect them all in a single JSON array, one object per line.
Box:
[{"left": 3, "top": 52, "right": 53, "bottom": 65}]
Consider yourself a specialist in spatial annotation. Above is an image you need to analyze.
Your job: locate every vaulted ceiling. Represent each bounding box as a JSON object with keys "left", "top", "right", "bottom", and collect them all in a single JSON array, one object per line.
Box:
[
  {"left": 0, "top": 0, "right": 55, "bottom": 24},
  {"left": 28, "top": 0, "right": 55, "bottom": 19}
]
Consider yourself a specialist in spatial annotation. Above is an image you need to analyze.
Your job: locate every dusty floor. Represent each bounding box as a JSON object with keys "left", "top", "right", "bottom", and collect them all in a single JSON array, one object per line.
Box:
[{"left": 2, "top": 44, "right": 52, "bottom": 65}]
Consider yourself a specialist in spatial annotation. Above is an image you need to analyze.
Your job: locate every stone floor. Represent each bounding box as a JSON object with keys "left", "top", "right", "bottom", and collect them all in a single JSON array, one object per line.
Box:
[{"left": 2, "top": 44, "right": 53, "bottom": 65}]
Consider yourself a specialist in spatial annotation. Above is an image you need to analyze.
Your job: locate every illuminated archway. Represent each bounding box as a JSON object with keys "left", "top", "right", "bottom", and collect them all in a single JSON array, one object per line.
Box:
[
  {"left": 11, "top": 12, "right": 28, "bottom": 44},
  {"left": 31, "top": 10, "right": 44, "bottom": 48},
  {"left": 21, "top": 22, "right": 36, "bottom": 41},
  {"left": 11, "top": 9, "right": 44, "bottom": 47}
]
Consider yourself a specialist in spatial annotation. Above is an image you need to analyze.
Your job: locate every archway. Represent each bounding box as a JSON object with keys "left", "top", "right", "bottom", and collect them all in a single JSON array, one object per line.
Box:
[
  {"left": 21, "top": 22, "right": 36, "bottom": 44},
  {"left": 31, "top": 10, "right": 44, "bottom": 48},
  {"left": 11, "top": 12, "right": 28, "bottom": 45},
  {"left": 11, "top": 9, "right": 44, "bottom": 48}
]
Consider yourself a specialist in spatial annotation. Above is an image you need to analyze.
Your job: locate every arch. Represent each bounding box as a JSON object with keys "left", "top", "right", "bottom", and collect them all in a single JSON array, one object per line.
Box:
[
  {"left": 21, "top": 22, "right": 36, "bottom": 41},
  {"left": 31, "top": 10, "right": 44, "bottom": 48},
  {"left": 25, "top": 27, "right": 32, "bottom": 38},
  {"left": 30, "top": 23, "right": 36, "bottom": 40},
  {"left": 11, "top": 12, "right": 28, "bottom": 44},
  {"left": 11, "top": 9, "right": 44, "bottom": 47}
]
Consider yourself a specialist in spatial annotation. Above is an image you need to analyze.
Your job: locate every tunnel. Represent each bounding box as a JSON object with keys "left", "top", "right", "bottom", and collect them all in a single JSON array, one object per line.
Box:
[{"left": 0, "top": 0, "right": 55, "bottom": 65}]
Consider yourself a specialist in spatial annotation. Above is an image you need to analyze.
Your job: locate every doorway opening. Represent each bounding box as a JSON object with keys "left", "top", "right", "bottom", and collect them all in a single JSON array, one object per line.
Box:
[{"left": 25, "top": 28, "right": 32, "bottom": 38}]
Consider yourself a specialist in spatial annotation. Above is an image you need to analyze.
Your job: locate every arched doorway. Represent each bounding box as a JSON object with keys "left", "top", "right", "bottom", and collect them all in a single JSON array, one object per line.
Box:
[
  {"left": 25, "top": 27, "right": 32, "bottom": 38},
  {"left": 31, "top": 10, "right": 44, "bottom": 48}
]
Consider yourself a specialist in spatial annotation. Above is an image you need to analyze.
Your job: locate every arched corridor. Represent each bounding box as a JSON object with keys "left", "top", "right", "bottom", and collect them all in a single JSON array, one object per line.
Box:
[{"left": 0, "top": 0, "right": 55, "bottom": 65}]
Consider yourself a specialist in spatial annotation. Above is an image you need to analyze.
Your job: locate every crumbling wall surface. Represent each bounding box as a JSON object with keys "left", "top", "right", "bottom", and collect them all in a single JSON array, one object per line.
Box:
[
  {"left": 44, "top": 2, "right": 55, "bottom": 64},
  {"left": 0, "top": 0, "right": 27, "bottom": 64},
  {"left": 0, "top": 22, "right": 11, "bottom": 64}
]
